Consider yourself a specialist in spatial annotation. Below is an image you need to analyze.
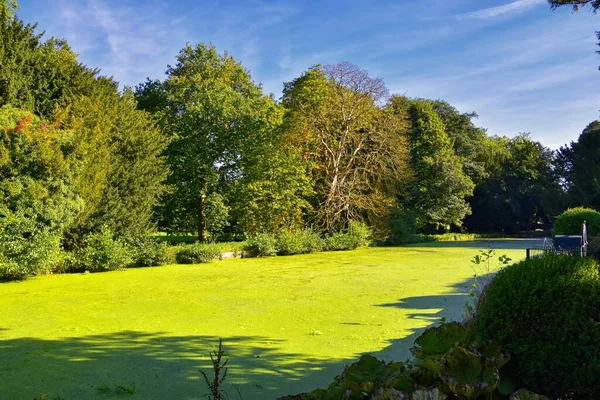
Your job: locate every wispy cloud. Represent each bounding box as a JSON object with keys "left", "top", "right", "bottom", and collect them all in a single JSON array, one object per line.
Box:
[
  {"left": 20, "top": 0, "right": 600, "bottom": 148},
  {"left": 456, "top": 0, "right": 545, "bottom": 20}
]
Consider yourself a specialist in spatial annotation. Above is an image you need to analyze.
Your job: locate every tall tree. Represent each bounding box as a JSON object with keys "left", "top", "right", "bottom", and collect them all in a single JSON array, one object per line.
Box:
[
  {"left": 0, "top": 4, "right": 169, "bottom": 245},
  {"left": 136, "top": 43, "right": 282, "bottom": 241},
  {"left": 229, "top": 124, "right": 314, "bottom": 234},
  {"left": 0, "top": 106, "right": 83, "bottom": 278},
  {"left": 405, "top": 99, "right": 474, "bottom": 231},
  {"left": 282, "top": 63, "right": 411, "bottom": 235},
  {"left": 555, "top": 120, "right": 600, "bottom": 208},
  {"left": 429, "top": 100, "right": 489, "bottom": 185},
  {"left": 465, "top": 134, "right": 560, "bottom": 232},
  {"left": 83, "top": 89, "right": 169, "bottom": 241}
]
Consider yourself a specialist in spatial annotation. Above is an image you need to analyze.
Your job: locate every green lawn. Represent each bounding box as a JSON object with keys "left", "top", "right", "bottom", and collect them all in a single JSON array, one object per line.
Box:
[{"left": 0, "top": 242, "right": 527, "bottom": 399}]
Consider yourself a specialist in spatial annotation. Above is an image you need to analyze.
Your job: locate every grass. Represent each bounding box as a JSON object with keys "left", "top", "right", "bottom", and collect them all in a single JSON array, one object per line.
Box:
[{"left": 0, "top": 242, "right": 527, "bottom": 399}]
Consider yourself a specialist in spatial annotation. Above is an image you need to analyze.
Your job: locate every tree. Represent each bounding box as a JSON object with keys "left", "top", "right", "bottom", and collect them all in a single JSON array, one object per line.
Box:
[
  {"left": 228, "top": 125, "right": 313, "bottom": 234},
  {"left": 0, "top": 4, "right": 168, "bottom": 245},
  {"left": 136, "top": 43, "right": 282, "bottom": 241},
  {"left": 0, "top": 5, "right": 98, "bottom": 119},
  {"left": 428, "top": 100, "right": 489, "bottom": 185},
  {"left": 404, "top": 99, "right": 474, "bottom": 231},
  {"left": 0, "top": 106, "right": 83, "bottom": 278},
  {"left": 548, "top": 0, "right": 600, "bottom": 11},
  {"left": 282, "top": 63, "right": 412, "bottom": 235},
  {"left": 555, "top": 120, "right": 600, "bottom": 209},
  {"left": 83, "top": 89, "right": 169, "bottom": 241},
  {"left": 548, "top": 0, "right": 600, "bottom": 64},
  {"left": 465, "top": 134, "right": 560, "bottom": 232}
]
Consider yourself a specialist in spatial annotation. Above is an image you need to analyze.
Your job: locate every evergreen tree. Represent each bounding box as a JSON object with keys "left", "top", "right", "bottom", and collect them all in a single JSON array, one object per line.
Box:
[{"left": 407, "top": 100, "right": 474, "bottom": 230}]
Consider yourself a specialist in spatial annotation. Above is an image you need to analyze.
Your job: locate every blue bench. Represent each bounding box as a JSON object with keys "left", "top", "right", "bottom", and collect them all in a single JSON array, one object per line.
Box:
[{"left": 554, "top": 235, "right": 583, "bottom": 251}]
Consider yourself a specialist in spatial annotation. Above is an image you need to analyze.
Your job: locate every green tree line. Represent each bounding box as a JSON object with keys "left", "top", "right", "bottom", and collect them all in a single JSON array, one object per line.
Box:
[{"left": 0, "top": 0, "right": 598, "bottom": 277}]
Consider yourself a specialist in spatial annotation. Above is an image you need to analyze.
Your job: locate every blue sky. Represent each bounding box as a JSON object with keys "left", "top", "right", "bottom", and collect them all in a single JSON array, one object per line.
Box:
[{"left": 17, "top": 0, "right": 600, "bottom": 148}]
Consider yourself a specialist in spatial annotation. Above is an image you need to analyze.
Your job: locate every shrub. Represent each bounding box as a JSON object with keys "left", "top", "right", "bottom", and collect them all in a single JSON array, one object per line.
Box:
[
  {"left": 0, "top": 207, "right": 64, "bottom": 279},
  {"left": 431, "top": 232, "right": 475, "bottom": 242},
  {"left": 174, "top": 243, "right": 222, "bottom": 264},
  {"left": 275, "top": 229, "right": 324, "bottom": 255},
  {"left": 244, "top": 233, "right": 277, "bottom": 257},
  {"left": 475, "top": 255, "right": 600, "bottom": 399},
  {"left": 161, "top": 245, "right": 182, "bottom": 265},
  {"left": 0, "top": 228, "right": 62, "bottom": 280},
  {"left": 553, "top": 206, "right": 600, "bottom": 236},
  {"left": 324, "top": 232, "right": 356, "bottom": 251},
  {"left": 131, "top": 240, "right": 172, "bottom": 267},
  {"left": 73, "top": 228, "right": 134, "bottom": 272},
  {"left": 325, "top": 221, "right": 371, "bottom": 251}
]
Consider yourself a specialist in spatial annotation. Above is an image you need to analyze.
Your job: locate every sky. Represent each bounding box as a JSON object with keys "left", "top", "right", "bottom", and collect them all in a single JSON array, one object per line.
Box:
[{"left": 16, "top": 0, "right": 600, "bottom": 148}]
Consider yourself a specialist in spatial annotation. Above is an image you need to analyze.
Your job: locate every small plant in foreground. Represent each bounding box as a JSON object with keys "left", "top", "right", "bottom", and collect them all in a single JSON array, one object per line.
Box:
[
  {"left": 200, "top": 338, "right": 241, "bottom": 400},
  {"left": 464, "top": 249, "right": 511, "bottom": 321},
  {"left": 114, "top": 383, "right": 136, "bottom": 395},
  {"left": 96, "top": 384, "right": 111, "bottom": 394}
]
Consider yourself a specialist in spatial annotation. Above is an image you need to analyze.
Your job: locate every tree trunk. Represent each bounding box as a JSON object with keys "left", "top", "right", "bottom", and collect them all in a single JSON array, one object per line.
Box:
[{"left": 198, "top": 188, "right": 207, "bottom": 243}]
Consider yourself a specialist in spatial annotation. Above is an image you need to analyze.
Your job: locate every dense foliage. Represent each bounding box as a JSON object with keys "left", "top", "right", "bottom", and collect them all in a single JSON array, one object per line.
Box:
[
  {"left": 174, "top": 243, "right": 222, "bottom": 264},
  {"left": 243, "top": 222, "right": 370, "bottom": 257},
  {"left": 555, "top": 121, "right": 600, "bottom": 210},
  {"left": 0, "top": 3, "right": 167, "bottom": 278},
  {"left": 72, "top": 228, "right": 134, "bottom": 272},
  {"left": 405, "top": 99, "right": 474, "bottom": 230},
  {"left": 553, "top": 207, "right": 600, "bottom": 236},
  {"left": 135, "top": 44, "right": 286, "bottom": 242},
  {"left": 3, "top": 0, "right": 600, "bottom": 278},
  {"left": 476, "top": 255, "right": 600, "bottom": 398},
  {"left": 466, "top": 134, "right": 560, "bottom": 233},
  {"left": 281, "top": 321, "right": 547, "bottom": 400},
  {"left": 0, "top": 107, "right": 81, "bottom": 278}
]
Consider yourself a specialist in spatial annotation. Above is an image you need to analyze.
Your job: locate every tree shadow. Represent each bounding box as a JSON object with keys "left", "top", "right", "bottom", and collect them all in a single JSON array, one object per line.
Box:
[
  {"left": 0, "top": 275, "right": 489, "bottom": 399},
  {"left": 0, "top": 331, "right": 344, "bottom": 400},
  {"left": 365, "top": 274, "right": 479, "bottom": 364}
]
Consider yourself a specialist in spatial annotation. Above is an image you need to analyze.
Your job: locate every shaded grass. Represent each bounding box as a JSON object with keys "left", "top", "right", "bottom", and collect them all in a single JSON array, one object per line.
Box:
[{"left": 0, "top": 244, "right": 526, "bottom": 399}]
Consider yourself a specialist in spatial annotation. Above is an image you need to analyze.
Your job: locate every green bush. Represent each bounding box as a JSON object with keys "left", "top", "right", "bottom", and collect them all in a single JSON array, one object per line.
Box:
[
  {"left": 0, "top": 228, "right": 62, "bottom": 280},
  {"left": 0, "top": 207, "right": 66, "bottom": 279},
  {"left": 73, "top": 228, "right": 134, "bottom": 272},
  {"left": 174, "top": 243, "right": 222, "bottom": 264},
  {"left": 431, "top": 232, "right": 475, "bottom": 242},
  {"left": 553, "top": 207, "right": 600, "bottom": 236},
  {"left": 131, "top": 240, "right": 172, "bottom": 267},
  {"left": 244, "top": 233, "right": 277, "bottom": 257},
  {"left": 275, "top": 229, "right": 324, "bottom": 255},
  {"left": 325, "top": 221, "right": 371, "bottom": 251},
  {"left": 476, "top": 255, "right": 600, "bottom": 399}
]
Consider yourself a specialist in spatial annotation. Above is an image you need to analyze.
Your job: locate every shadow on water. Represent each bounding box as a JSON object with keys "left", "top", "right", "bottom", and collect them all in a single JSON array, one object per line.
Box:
[
  {"left": 0, "top": 332, "right": 345, "bottom": 400},
  {"left": 366, "top": 273, "right": 483, "bottom": 364},
  {"left": 0, "top": 277, "right": 489, "bottom": 399}
]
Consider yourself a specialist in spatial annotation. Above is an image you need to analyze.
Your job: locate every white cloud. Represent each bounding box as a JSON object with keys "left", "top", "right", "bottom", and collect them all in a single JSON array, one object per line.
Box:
[{"left": 456, "top": 0, "right": 545, "bottom": 20}]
